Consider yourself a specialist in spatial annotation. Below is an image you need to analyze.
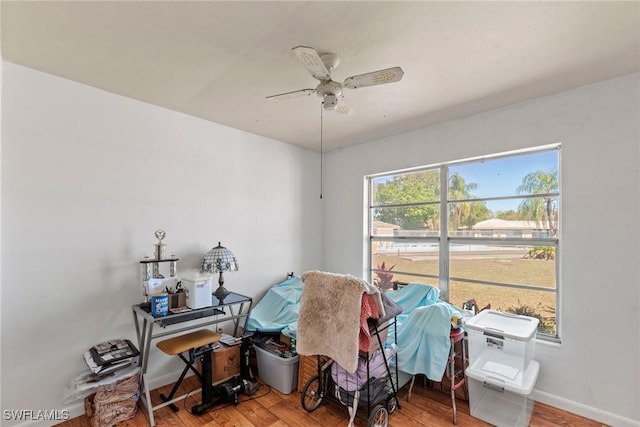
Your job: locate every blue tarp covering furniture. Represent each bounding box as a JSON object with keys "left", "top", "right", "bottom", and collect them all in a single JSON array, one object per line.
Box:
[
  {"left": 247, "top": 278, "right": 462, "bottom": 386},
  {"left": 385, "top": 283, "right": 461, "bottom": 381},
  {"left": 245, "top": 275, "right": 303, "bottom": 334}
]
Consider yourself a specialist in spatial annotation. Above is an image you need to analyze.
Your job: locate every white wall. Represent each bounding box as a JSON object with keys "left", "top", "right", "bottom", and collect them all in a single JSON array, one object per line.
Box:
[
  {"left": 0, "top": 62, "right": 322, "bottom": 424},
  {"left": 322, "top": 73, "right": 640, "bottom": 426},
  {"left": 2, "top": 60, "right": 638, "bottom": 427}
]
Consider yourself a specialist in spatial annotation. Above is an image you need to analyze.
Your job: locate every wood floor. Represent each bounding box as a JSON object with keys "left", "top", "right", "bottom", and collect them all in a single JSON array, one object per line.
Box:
[{"left": 58, "top": 375, "right": 606, "bottom": 427}]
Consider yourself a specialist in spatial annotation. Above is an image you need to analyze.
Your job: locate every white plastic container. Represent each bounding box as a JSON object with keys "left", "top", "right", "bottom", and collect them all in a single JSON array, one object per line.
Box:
[
  {"left": 465, "top": 310, "right": 538, "bottom": 372},
  {"left": 466, "top": 350, "right": 540, "bottom": 427},
  {"left": 254, "top": 345, "right": 299, "bottom": 394},
  {"left": 180, "top": 271, "right": 213, "bottom": 309}
]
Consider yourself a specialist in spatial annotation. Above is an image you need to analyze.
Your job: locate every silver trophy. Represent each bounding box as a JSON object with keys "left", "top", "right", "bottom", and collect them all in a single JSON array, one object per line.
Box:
[
  {"left": 140, "top": 229, "right": 179, "bottom": 312},
  {"left": 153, "top": 229, "right": 166, "bottom": 278}
]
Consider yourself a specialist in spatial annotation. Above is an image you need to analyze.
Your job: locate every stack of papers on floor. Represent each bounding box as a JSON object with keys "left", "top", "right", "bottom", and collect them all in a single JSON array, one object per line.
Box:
[
  {"left": 64, "top": 366, "right": 141, "bottom": 403},
  {"left": 84, "top": 339, "right": 140, "bottom": 376}
]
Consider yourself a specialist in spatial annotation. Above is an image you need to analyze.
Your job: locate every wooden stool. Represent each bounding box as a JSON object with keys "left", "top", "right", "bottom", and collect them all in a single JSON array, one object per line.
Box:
[{"left": 156, "top": 329, "right": 221, "bottom": 412}]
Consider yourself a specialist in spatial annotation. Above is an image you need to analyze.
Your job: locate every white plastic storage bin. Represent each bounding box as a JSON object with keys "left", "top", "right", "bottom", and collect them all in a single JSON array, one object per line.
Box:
[
  {"left": 254, "top": 345, "right": 299, "bottom": 394},
  {"left": 181, "top": 271, "right": 213, "bottom": 309},
  {"left": 465, "top": 310, "right": 538, "bottom": 372},
  {"left": 466, "top": 350, "right": 540, "bottom": 427}
]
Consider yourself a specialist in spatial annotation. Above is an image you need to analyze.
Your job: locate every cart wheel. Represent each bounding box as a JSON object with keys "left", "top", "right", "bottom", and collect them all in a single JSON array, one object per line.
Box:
[
  {"left": 367, "top": 404, "right": 389, "bottom": 427},
  {"left": 301, "top": 375, "right": 323, "bottom": 412},
  {"left": 386, "top": 395, "right": 398, "bottom": 414}
]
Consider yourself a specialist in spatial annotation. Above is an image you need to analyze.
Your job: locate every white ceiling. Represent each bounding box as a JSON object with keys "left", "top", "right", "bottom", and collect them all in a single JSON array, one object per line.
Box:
[{"left": 2, "top": 1, "right": 638, "bottom": 152}]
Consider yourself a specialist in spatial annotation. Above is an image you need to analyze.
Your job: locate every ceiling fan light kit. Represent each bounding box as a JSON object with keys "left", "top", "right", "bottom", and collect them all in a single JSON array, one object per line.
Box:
[
  {"left": 267, "top": 45, "right": 404, "bottom": 115},
  {"left": 322, "top": 93, "right": 339, "bottom": 111}
]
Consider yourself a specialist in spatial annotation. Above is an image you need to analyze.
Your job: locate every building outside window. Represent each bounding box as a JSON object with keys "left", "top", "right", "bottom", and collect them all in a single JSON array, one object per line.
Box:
[{"left": 368, "top": 144, "right": 560, "bottom": 340}]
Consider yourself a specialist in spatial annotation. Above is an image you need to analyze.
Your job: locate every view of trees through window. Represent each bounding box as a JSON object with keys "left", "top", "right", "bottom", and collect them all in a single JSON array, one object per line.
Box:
[{"left": 368, "top": 145, "right": 560, "bottom": 339}]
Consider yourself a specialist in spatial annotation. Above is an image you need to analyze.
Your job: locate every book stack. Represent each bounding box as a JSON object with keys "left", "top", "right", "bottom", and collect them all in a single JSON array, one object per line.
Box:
[
  {"left": 84, "top": 340, "right": 140, "bottom": 377},
  {"left": 219, "top": 333, "right": 243, "bottom": 347}
]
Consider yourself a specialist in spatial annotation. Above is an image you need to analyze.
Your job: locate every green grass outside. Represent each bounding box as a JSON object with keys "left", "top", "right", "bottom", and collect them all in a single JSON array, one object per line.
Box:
[{"left": 374, "top": 254, "right": 557, "bottom": 334}]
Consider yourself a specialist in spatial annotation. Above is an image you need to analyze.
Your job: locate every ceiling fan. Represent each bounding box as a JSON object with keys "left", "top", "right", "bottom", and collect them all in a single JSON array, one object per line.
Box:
[{"left": 266, "top": 46, "right": 404, "bottom": 114}]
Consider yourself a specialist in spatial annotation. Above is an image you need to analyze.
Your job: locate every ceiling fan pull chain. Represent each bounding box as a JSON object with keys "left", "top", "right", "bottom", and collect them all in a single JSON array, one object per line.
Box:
[{"left": 320, "top": 102, "right": 323, "bottom": 200}]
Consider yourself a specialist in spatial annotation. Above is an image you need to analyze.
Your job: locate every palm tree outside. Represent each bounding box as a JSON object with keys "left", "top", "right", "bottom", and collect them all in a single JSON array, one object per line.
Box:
[
  {"left": 448, "top": 172, "right": 478, "bottom": 230},
  {"left": 516, "top": 169, "right": 559, "bottom": 237}
]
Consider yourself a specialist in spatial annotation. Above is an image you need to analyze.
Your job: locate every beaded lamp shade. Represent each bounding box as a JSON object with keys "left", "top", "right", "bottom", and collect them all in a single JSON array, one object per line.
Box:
[{"left": 201, "top": 242, "right": 239, "bottom": 302}]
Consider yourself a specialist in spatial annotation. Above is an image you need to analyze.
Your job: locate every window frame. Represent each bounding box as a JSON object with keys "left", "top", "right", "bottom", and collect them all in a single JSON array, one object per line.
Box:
[{"left": 367, "top": 144, "right": 561, "bottom": 342}]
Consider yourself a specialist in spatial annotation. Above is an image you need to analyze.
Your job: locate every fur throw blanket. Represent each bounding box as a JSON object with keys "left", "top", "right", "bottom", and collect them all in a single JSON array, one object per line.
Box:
[{"left": 296, "top": 271, "right": 384, "bottom": 373}]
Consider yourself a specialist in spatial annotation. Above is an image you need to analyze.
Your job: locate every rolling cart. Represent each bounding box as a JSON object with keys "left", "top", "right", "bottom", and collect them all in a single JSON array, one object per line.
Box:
[{"left": 300, "top": 320, "right": 400, "bottom": 427}]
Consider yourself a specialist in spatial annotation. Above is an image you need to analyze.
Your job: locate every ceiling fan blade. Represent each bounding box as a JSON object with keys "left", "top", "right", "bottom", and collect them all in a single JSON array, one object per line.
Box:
[
  {"left": 343, "top": 66, "right": 404, "bottom": 89},
  {"left": 265, "top": 88, "right": 315, "bottom": 101},
  {"left": 292, "top": 46, "right": 331, "bottom": 81}
]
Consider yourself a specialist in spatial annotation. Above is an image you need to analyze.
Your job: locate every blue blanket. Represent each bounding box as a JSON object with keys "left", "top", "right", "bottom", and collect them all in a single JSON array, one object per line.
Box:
[
  {"left": 396, "top": 302, "right": 459, "bottom": 380},
  {"left": 385, "top": 283, "right": 461, "bottom": 381},
  {"left": 384, "top": 282, "right": 440, "bottom": 339},
  {"left": 385, "top": 282, "right": 440, "bottom": 313},
  {"left": 245, "top": 276, "right": 303, "bottom": 333}
]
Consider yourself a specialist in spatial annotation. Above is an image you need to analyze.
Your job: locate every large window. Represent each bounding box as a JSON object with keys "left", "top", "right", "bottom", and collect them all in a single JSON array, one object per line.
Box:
[{"left": 368, "top": 145, "right": 560, "bottom": 340}]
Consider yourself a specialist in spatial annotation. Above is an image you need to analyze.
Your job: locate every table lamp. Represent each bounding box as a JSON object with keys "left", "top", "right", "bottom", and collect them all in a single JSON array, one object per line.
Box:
[{"left": 201, "top": 242, "right": 239, "bottom": 302}]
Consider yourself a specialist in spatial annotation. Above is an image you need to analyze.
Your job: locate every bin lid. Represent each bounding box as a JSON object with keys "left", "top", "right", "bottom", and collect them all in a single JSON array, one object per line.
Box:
[
  {"left": 466, "top": 350, "right": 539, "bottom": 395},
  {"left": 465, "top": 310, "right": 539, "bottom": 341}
]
